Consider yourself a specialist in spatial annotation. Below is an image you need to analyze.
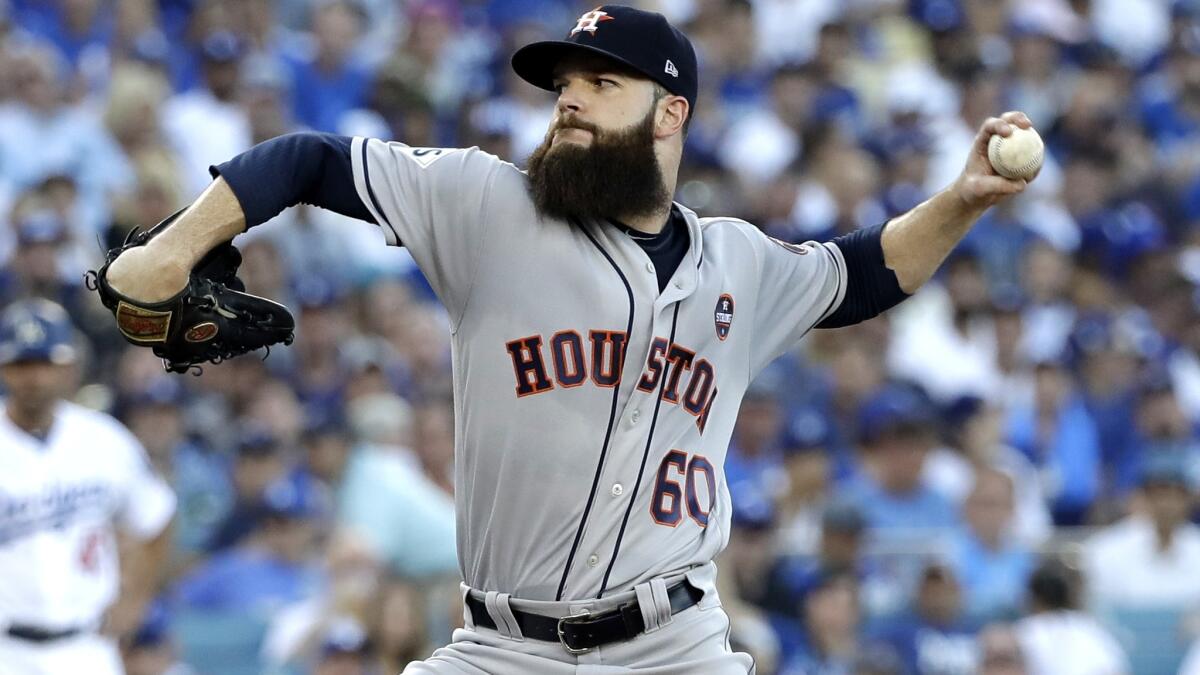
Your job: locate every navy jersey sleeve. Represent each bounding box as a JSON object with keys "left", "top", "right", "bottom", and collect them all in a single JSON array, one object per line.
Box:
[
  {"left": 816, "top": 222, "right": 910, "bottom": 329},
  {"left": 209, "top": 132, "right": 375, "bottom": 228}
]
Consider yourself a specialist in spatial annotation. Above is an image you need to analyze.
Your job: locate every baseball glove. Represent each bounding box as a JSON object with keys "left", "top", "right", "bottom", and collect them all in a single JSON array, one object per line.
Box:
[{"left": 85, "top": 209, "right": 295, "bottom": 374}]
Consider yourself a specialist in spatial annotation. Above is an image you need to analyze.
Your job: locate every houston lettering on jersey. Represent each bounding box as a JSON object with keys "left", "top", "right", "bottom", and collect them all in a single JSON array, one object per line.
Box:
[{"left": 504, "top": 330, "right": 719, "bottom": 432}]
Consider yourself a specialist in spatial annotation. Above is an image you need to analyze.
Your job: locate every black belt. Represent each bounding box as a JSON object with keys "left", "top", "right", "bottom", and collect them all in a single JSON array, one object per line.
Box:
[
  {"left": 5, "top": 624, "right": 82, "bottom": 643},
  {"left": 466, "top": 580, "right": 704, "bottom": 654}
]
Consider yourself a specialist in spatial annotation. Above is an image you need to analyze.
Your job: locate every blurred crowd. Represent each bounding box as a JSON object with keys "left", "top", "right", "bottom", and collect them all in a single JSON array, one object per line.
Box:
[{"left": 3, "top": 0, "right": 1200, "bottom": 673}]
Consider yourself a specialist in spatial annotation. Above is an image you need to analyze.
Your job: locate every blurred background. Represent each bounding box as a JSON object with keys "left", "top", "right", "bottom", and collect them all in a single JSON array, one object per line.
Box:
[{"left": 3, "top": 0, "right": 1200, "bottom": 673}]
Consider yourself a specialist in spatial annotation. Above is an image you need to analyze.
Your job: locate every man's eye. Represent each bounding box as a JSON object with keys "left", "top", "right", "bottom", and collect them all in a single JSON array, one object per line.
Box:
[{"left": 596, "top": 78, "right": 617, "bottom": 88}]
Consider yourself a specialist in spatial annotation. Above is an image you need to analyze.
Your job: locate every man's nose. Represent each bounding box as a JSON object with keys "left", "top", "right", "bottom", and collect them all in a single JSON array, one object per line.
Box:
[{"left": 556, "top": 82, "right": 584, "bottom": 116}]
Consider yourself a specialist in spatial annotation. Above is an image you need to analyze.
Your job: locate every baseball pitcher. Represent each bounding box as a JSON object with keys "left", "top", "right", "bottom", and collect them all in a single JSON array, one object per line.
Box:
[{"left": 92, "top": 6, "right": 1033, "bottom": 673}]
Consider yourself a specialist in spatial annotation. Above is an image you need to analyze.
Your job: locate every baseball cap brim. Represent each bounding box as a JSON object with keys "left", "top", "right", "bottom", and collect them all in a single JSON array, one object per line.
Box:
[
  {"left": 512, "top": 40, "right": 659, "bottom": 95},
  {"left": 0, "top": 344, "right": 76, "bottom": 366}
]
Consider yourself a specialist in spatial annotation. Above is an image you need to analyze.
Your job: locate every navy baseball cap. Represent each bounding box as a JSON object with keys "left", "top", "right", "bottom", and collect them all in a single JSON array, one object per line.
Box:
[
  {"left": 0, "top": 299, "right": 76, "bottom": 366},
  {"left": 512, "top": 5, "right": 699, "bottom": 115}
]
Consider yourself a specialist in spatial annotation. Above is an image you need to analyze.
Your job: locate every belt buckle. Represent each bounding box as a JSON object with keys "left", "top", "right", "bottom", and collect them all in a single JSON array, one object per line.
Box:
[{"left": 556, "top": 611, "right": 594, "bottom": 655}]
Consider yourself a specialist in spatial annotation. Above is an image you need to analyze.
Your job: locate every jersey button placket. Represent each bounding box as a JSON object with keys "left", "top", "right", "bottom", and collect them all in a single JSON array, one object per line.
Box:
[
  {"left": 587, "top": 554, "right": 600, "bottom": 567},
  {"left": 611, "top": 483, "right": 623, "bottom": 496}
]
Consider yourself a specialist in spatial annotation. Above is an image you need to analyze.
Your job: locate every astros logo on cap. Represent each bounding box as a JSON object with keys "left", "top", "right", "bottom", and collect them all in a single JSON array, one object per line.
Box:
[{"left": 571, "top": 8, "right": 614, "bottom": 36}]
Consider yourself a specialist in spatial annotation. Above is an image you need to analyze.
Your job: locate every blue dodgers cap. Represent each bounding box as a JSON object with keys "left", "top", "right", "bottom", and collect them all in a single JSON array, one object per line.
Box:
[
  {"left": 199, "top": 30, "right": 243, "bottom": 63},
  {"left": 857, "top": 384, "right": 936, "bottom": 444},
  {"left": 319, "top": 617, "right": 371, "bottom": 658},
  {"left": 729, "top": 479, "right": 775, "bottom": 531},
  {"left": 0, "top": 299, "right": 76, "bottom": 365},
  {"left": 781, "top": 408, "right": 831, "bottom": 453},
  {"left": 261, "top": 476, "right": 321, "bottom": 520},
  {"left": 511, "top": 5, "right": 699, "bottom": 115},
  {"left": 15, "top": 210, "right": 68, "bottom": 246},
  {"left": 124, "top": 377, "right": 187, "bottom": 409}
]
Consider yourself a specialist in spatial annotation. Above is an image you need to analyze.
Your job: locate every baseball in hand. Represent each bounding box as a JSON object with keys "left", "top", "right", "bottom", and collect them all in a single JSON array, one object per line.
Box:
[{"left": 987, "top": 126, "right": 1043, "bottom": 181}]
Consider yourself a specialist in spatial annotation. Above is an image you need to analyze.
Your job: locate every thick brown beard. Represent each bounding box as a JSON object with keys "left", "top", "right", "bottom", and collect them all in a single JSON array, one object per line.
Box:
[{"left": 525, "top": 106, "right": 670, "bottom": 223}]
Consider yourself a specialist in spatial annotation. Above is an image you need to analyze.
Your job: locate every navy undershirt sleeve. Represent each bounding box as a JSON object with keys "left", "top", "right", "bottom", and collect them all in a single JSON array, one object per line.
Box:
[
  {"left": 816, "top": 222, "right": 910, "bottom": 329},
  {"left": 209, "top": 132, "right": 375, "bottom": 228}
]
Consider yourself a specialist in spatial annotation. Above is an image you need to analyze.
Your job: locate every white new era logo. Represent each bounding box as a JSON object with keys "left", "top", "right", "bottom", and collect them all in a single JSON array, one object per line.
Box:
[{"left": 665, "top": 60, "right": 678, "bottom": 77}]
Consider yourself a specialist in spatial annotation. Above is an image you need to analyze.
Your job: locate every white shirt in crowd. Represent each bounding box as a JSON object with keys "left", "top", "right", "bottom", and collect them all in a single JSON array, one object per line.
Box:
[
  {"left": 1082, "top": 516, "right": 1200, "bottom": 608},
  {"left": 1016, "top": 610, "right": 1129, "bottom": 675}
]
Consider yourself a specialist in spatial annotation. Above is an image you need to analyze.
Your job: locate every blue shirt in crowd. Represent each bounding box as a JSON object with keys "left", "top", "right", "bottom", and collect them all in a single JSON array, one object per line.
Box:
[
  {"left": 1005, "top": 393, "right": 1101, "bottom": 525},
  {"left": 946, "top": 529, "right": 1035, "bottom": 622},
  {"left": 285, "top": 55, "right": 374, "bottom": 133},
  {"left": 173, "top": 548, "right": 323, "bottom": 613}
]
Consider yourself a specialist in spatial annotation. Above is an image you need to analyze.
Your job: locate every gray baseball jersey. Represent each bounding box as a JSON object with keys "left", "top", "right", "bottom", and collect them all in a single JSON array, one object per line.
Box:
[{"left": 350, "top": 137, "right": 846, "bottom": 602}]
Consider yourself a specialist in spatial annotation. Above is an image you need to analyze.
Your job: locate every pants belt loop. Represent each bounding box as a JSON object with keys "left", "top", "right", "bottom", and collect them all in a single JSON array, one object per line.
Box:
[
  {"left": 635, "top": 577, "right": 674, "bottom": 634},
  {"left": 484, "top": 591, "right": 524, "bottom": 641}
]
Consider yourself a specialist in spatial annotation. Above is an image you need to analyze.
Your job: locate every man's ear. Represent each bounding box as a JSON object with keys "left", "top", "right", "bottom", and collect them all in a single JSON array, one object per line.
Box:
[{"left": 656, "top": 95, "right": 689, "bottom": 139}]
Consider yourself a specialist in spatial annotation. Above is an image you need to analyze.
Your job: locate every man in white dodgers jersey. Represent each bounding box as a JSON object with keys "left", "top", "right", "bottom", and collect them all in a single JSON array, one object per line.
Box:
[
  {"left": 0, "top": 299, "right": 176, "bottom": 675},
  {"left": 99, "top": 4, "right": 1035, "bottom": 672}
]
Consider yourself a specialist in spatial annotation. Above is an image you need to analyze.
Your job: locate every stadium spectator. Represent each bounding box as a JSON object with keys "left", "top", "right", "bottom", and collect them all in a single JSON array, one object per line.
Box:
[
  {"left": 1015, "top": 560, "right": 1128, "bottom": 675},
  {"left": 1082, "top": 452, "right": 1200, "bottom": 608},
  {"left": 842, "top": 385, "right": 958, "bottom": 538},
  {"left": 719, "top": 487, "right": 783, "bottom": 675},
  {"left": 778, "top": 570, "right": 870, "bottom": 675},
  {"left": 121, "top": 601, "right": 191, "bottom": 675},
  {"left": 947, "top": 467, "right": 1035, "bottom": 622},
  {"left": 173, "top": 476, "right": 326, "bottom": 613},
  {"left": 762, "top": 499, "right": 868, "bottom": 624},
  {"left": 1129, "top": 370, "right": 1200, "bottom": 489},
  {"left": 160, "top": 30, "right": 251, "bottom": 196},
  {"left": 120, "top": 377, "right": 233, "bottom": 565},
  {"left": 411, "top": 397, "right": 455, "bottom": 495},
  {"left": 888, "top": 249, "right": 1004, "bottom": 405},
  {"left": 774, "top": 409, "right": 833, "bottom": 555},
  {"left": 1069, "top": 314, "right": 1144, "bottom": 503},
  {"left": 313, "top": 617, "right": 374, "bottom": 675},
  {"left": 370, "top": 579, "right": 433, "bottom": 674},
  {"left": 880, "top": 563, "right": 979, "bottom": 675},
  {"left": 978, "top": 622, "right": 1029, "bottom": 675},
  {"left": 725, "top": 373, "right": 787, "bottom": 502},
  {"left": 206, "top": 425, "right": 289, "bottom": 552},
  {"left": 953, "top": 397, "right": 1052, "bottom": 546},
  {"left": 0, "top": 43, "right": 133, "bottom": 236},
  {"left": 337, "top": 392, "right": 457, "bottom": 578},
  {"left": 1004, "top": 354, "right": 1102, "bottom": 525},
  {"left": 283, "top": 0, "right": 373, "bottom": 133}
]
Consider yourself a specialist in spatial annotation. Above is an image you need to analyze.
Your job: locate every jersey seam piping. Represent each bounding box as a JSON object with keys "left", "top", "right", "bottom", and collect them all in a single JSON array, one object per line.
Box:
[
  {"left": 597, "top": 301, "right": 681, "bottom": 597},
  {"left": 816, "top": 242, "right": 846, "bottom": 324},
  {"left": 358, "top": 139, "right": 401, "bottom": 245},
  {"left": 555, "top": 221, "right": 635, "bottom": 601}
]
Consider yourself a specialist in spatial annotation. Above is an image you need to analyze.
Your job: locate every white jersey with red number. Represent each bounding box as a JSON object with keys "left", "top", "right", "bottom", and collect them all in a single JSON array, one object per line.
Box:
[{"left": 0, "top": 401, "right": 175, "bottom": 629}]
